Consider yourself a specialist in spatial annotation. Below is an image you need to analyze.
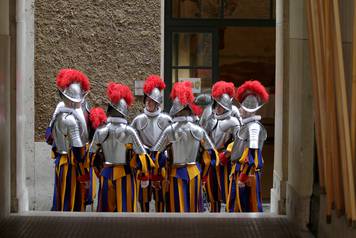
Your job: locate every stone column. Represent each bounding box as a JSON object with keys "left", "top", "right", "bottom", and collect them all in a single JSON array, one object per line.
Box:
[
  {"left": 270, "top": 0, "right": 289, "bottom": 215},
  {"left": 285, "top": 0, "right": 314, "bottom": 231},
  {"left": 0, "top": 0, "right": 11, "bottom": 217},
  {"left": 15, "top": 0, "right": 35, "bottom": 212}
]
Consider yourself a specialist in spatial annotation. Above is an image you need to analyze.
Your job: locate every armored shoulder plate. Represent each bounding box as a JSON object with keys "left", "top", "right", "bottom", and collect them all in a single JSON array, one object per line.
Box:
[
  {"left": 131, "top": 113, "right": 148, "bottom": 131},
  {"left": 157, "top": 113, "right": 172, "bottom": 130},
  {"left": 237, "top": 121, "right": 267, "bottom": 145},
  {"left": 123, "top": 125, "right": 146, "bottom": 155},
  {"left": 94, "top": 126, "right": 109, "bottom": 144},
  {"left": 190, "top": 123, "right": 204, "bottom": 141},
  {"left": 218, "top": 116, "right": 240, "bottom": 132},
  {"left": 74, "top": 106, "right": 89, "bottom": 144},
  {"left": 231, "top": 121, "right": 267, "bottom": 161},
  {"left": 49, "top": 101, "right": 65, "bottom": 127},
  {"left": 199, "top": 105, "right": 216, "bottom": 131},
  {"left": 89, "top": 125, "right": 109, "bottom": 153},
  {"left": 53, "top": 112, "right": 83, "bottom": 154},
  {"left": 62, "top": 113, "right": 83, "bottom": 148},
  {"left": 189, "top": 123, "right": 215, "bottom": 150},
  {"left": 131, "top": 112, "right": 171, "bottom": 147},
  {"left": 210, "top": 116, "right": 240, "bottom": 149},
  {"left": 151, "top": 124, "right": 175, "bottom": 152},
  {"left": 170, "top": 122, "right": 201, "bottom": 165},
  {"left": 99, "top": 123, "right": 127, "bottom": 165}
]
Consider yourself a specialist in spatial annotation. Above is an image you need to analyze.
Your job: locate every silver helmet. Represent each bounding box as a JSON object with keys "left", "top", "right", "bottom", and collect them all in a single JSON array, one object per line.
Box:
[
  {"left": 214, "top": 93, "right": 233, "bottom": 111},
  {"left": 143, "top": 75, "right": 165, "bottom": 105},
  {"left": 240, "top": 94, "right": 263, "bottom": 113},
  {"left": 169, "top": 97, "right": 188, "bottom": 116},
  {"left": 107, "top": 83, "right": 133, "bottom": 118},
  {"left": 211, "top": 81, "right": 235, "bottom": 112},
  {"left": 236, "top": 80, "right": 269, "bottom": 113},
  {"left": 110, "top": 98, "right": 129, "bottom": 117},
  {"left": 59, "top": 83, "right": 85, "bottom": 103},
  {"left": 169, "top": 81, "right": 196, "bottom": 117},
  {"left": 145, "top": 87, "right": 163, "bottom": 104}
]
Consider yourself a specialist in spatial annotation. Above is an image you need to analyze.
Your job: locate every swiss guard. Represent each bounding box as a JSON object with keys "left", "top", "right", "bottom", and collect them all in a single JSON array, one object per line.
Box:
[
  {"left": 89, "top": 83, "right": 154, "bottom": 212},
  {"left": 151, "top": 81, "right": 218, "bottom": 212},
  {"left": 47, "top": 69, "right": 91, "bottom": 211},
  {"left": 227, "top": 80, "right": 269, "bottom": 212},
  {"left": 200, "top": 81, "right": 241, "bottom": 212},
  {"left": 131, "top": 75, "right": 172, "bottom": 212}
]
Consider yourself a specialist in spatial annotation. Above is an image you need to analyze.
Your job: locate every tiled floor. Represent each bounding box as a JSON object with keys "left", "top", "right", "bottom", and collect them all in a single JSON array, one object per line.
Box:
[{"left": 0, "top": 212, "right": 303, "bottom": 238}]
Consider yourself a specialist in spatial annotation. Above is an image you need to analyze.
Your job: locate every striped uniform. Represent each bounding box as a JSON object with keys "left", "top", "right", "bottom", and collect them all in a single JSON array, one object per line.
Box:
[{"left": 227, "top": 148, "right": 264, "bottom": 212}]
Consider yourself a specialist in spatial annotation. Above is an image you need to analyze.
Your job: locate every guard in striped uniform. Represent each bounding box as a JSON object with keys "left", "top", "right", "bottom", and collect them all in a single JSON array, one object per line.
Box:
[
  {"left": 227, "top": 80, "right": 269, "bottom": 212},
  {"left": 152, "top": 81, "right": 218, "bottom": 212},
  {"left": 89, "top": 83, "right": 154, "bottom": 212},
  {"left": 48, "top": 69, "right": 91, "bottom": 211},
  {"left": 200, "top": 81, "right": 241, "bottom": 212},
  {"left": 131, "top": 75, "right": 172, "bottom": 212}
]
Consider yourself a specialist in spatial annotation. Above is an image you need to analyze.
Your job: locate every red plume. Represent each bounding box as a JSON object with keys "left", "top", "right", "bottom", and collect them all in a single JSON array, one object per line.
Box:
[
  {"left": 89, "top": 107, "right": 107, "bottom": 129},
  {"left": 56, "top": 68, "right": 90, "bottom": 91},
  {"left": 182, "top": 81, "right": 193, "bottom": 88},
  {"left": 143, "top": 75, "right": 166, "bottom": 94},
  {"left": 236, "top": 80, "right": 269, "bottom": 103},
  {"left": 190, "top": 103, "right": 203, "bottom": 116},
  {"left": 211, "top": 81, "right": 235, "bottom": 99},
  {"left": 170, "top": 81, "right": 195, "bottom": 106},
  {"left": 107, "top": 82, "right": 134, "bottom": 106}
]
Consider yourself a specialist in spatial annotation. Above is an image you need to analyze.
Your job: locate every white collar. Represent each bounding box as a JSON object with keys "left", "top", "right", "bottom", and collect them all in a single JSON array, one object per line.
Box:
[
  {"left": 173, "top": 116, "right": 193, "bottom": 123},
  {"left": 242, "top": 115, "right": 261, "bottom": 124},
  {"left": 144, "top": 107, "right": 161, "bottom": 117},
  {"left": 107, "top": 117, "right": 127, "bottom": 124}
]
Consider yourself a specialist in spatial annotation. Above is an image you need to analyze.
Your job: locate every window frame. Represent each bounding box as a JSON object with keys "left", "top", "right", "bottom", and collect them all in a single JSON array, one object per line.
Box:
[{"left": 164, "top": 0, "right": 276, "bottom": 109}]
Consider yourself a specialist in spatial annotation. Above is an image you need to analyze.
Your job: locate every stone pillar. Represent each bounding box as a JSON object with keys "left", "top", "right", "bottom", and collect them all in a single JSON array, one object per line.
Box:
[
  {"left": 0, "top": 0, "right": 11, "bottom": 217},
  {"left": 270, "top": 0, "right": 289, "bottom": 215},
  {"left": 15, "top": 0, "right": 35, "bottom": 212},
  {"left": 285, "top": 0, "right": 314, "bottom": 231}
]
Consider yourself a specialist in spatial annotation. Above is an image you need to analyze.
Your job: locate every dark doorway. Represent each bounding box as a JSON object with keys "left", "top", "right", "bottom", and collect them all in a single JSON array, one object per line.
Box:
[{"left": 164, "top": 0, "right": 276, "bottom": 203}]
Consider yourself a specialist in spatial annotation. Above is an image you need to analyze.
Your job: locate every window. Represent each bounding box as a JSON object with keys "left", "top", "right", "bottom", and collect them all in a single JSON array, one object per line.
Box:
[
  {"left": 172, "top": 32, "right": 213, "bottom": 93},
  {"left": 164, "top": 0, "right": 275, "bottom": 107},
  {"left": 171, "top": 0, "right": 275, "bottom": 19}
]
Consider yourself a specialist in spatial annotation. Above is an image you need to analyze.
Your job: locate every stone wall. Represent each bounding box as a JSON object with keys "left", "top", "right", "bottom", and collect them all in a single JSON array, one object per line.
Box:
[{"left": 35, "top": 0, "right": 161, "bottom": 141}]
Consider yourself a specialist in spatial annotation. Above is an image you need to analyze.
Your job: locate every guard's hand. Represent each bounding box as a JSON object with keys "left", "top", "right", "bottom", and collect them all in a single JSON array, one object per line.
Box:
[
  {"left": 219, "top": 152, "right": 228, "bottom": 166},
  {"left": 141, "top": 180, "right": 149, "bottom": 189},
  {"left": 238, "top": 180, "right": 246, "bottom": 188}
]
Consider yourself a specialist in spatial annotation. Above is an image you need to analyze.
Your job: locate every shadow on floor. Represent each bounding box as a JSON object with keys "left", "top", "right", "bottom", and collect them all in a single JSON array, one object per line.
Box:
[{"left": 0, "top": 212, "right": 303, "bottom": 238}]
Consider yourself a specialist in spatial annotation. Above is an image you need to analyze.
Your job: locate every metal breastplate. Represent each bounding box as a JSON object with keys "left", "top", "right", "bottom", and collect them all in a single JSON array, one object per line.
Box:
[
  {"left": 75, "top": 106, "right": 89, "bottom": 144},
  {"left": 101, "top": 123, "right": 129, "bottom": 165},
  {"left": 133, "top": 113, "right": 171, "bottom": 147},
  {"left": 211, "top": 116, "right": 239, "bottom": 150},
  {"left": 52, "top": 112, "right": 82, "bottom": 154},
  {"left": 171, "top": 122, "right": 201, "bottom": 165},
  {"left": 231, "top": 120, "right": 267, "bottom": 161},
  {"left": 50, "top": 102, "right": 89, "bottom": 144}
]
